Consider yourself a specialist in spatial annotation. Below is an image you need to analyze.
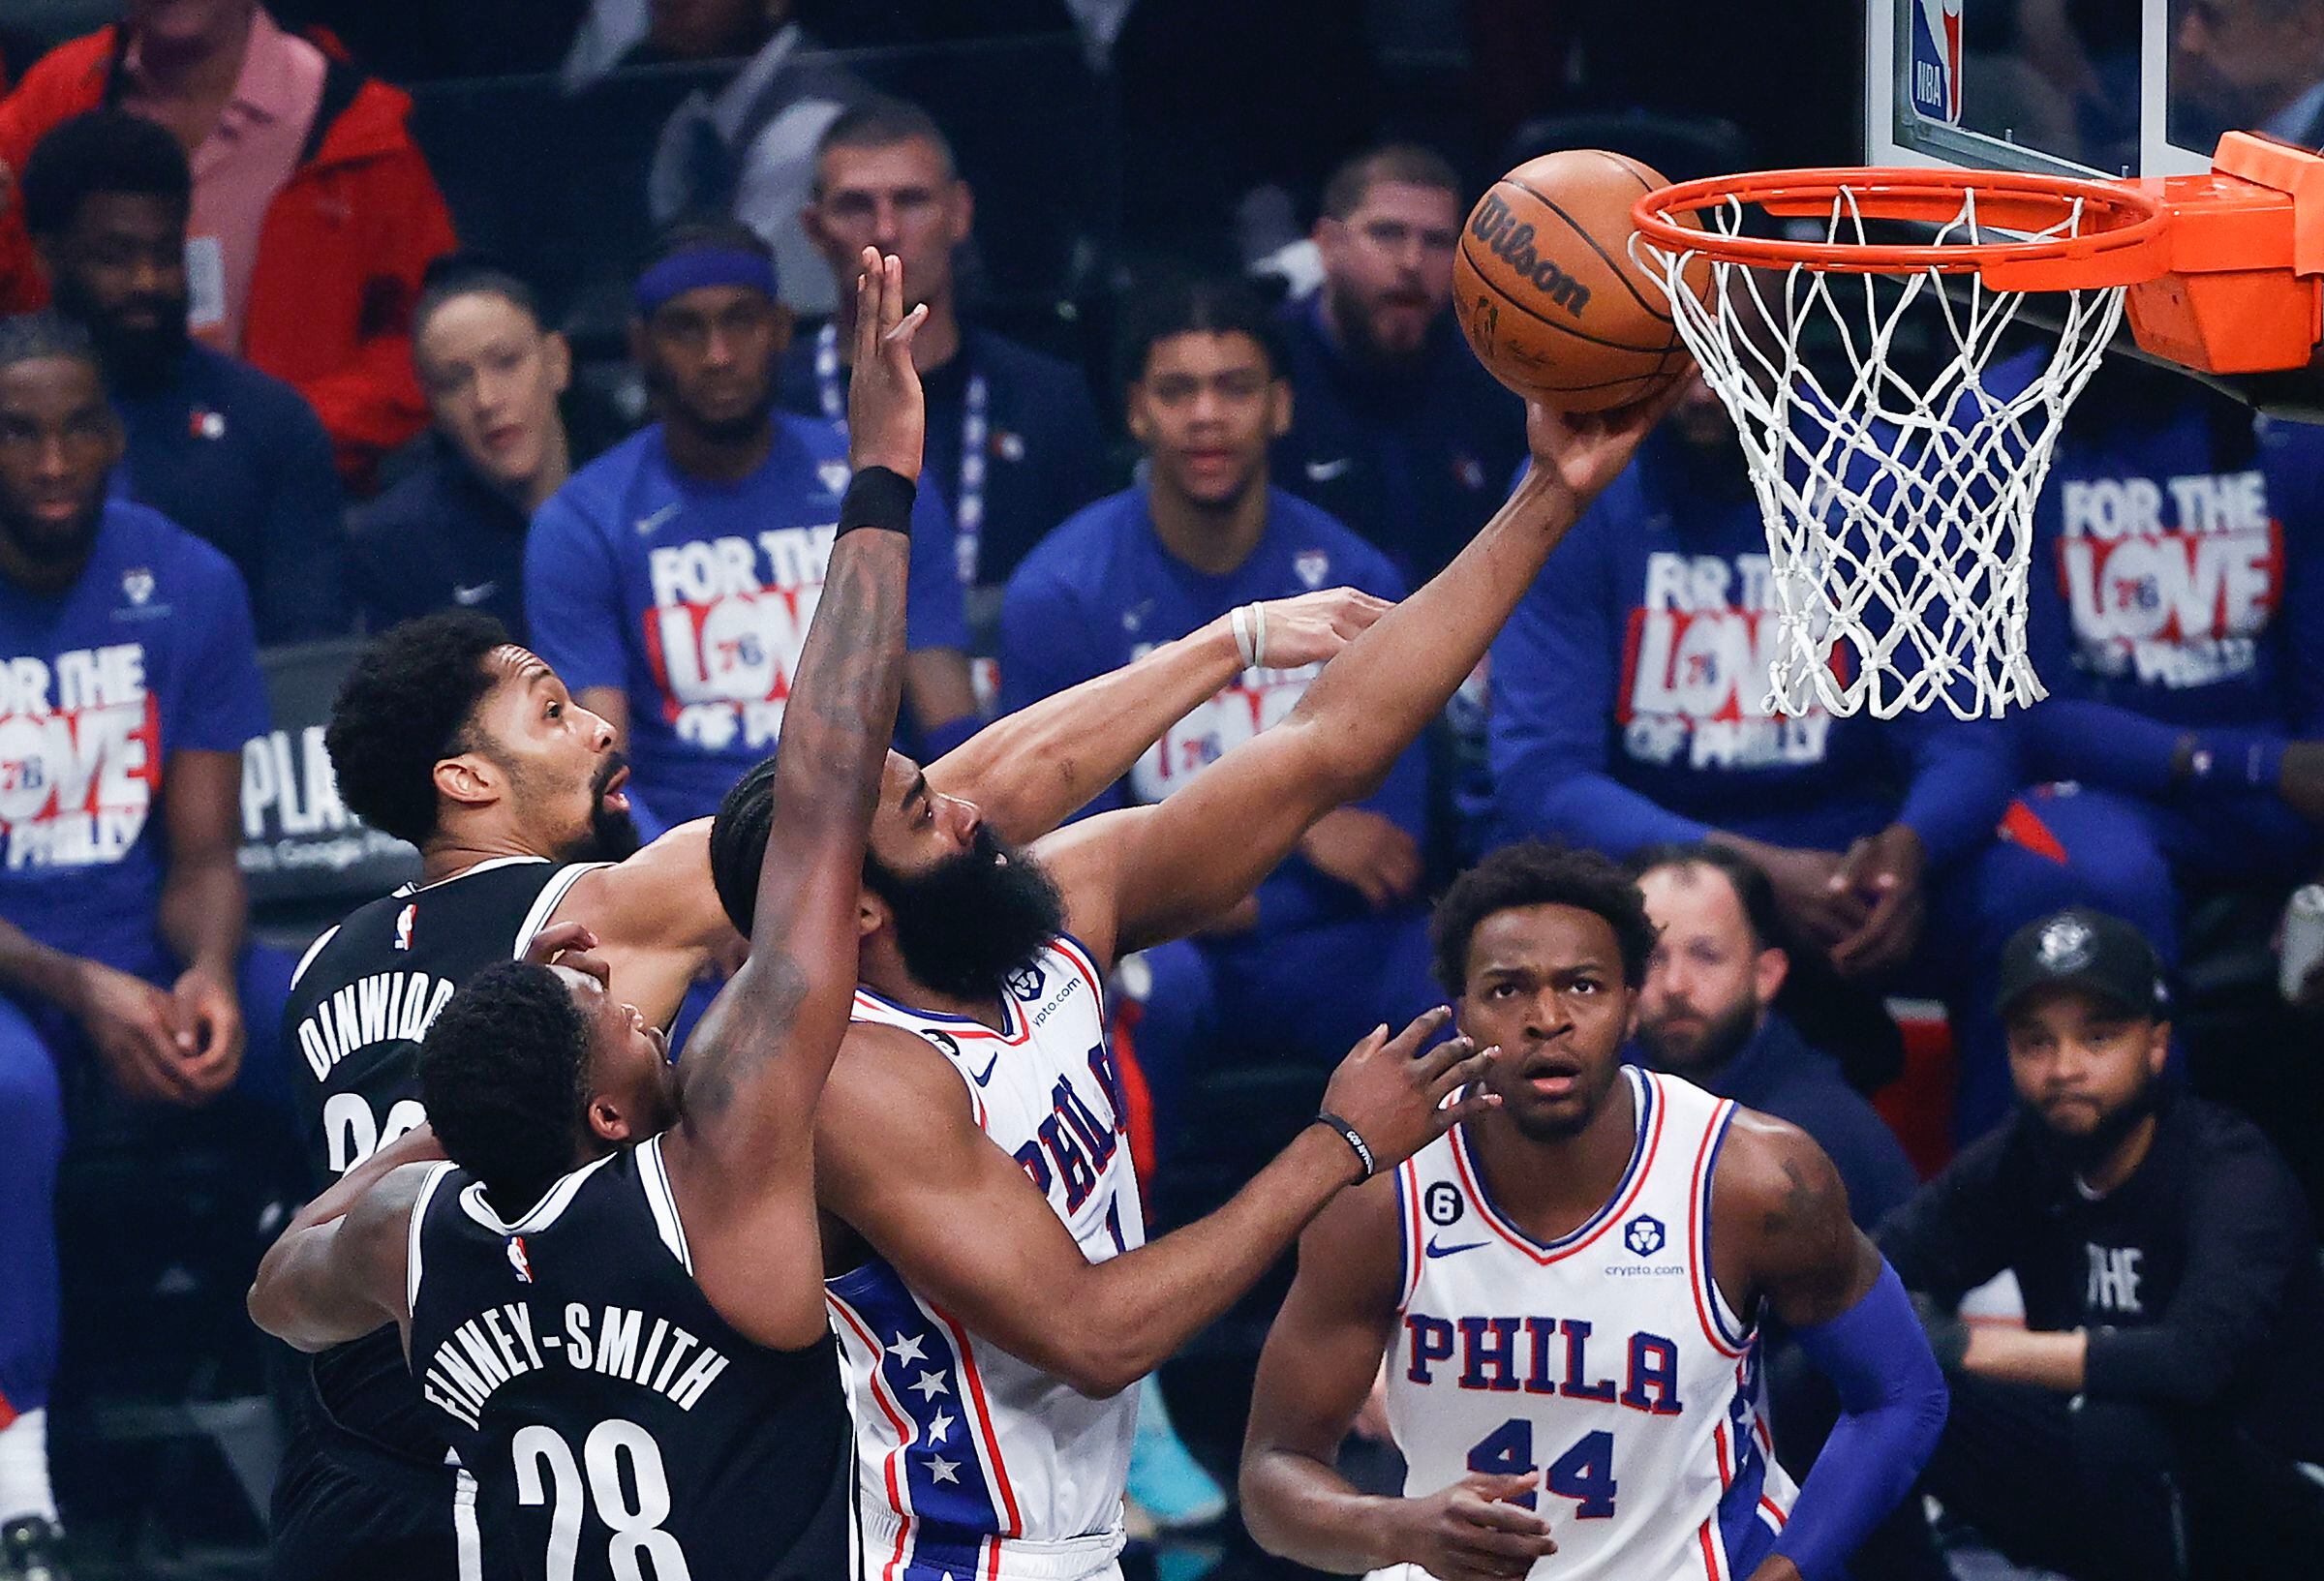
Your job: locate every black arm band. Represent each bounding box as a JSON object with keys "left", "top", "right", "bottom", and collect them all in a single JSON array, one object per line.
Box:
[
  {"left": 1314, "top": 1111, "right": 1377, "bottom": 1181},
  {"left": 838, "top": 466, "right": 916, "bottom": 537}
]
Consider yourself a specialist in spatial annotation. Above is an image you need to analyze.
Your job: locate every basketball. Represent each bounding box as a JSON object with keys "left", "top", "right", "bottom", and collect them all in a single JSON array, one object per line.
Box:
[{"left": 1453, "top": 149, "right": 1706, "bottom": 411}]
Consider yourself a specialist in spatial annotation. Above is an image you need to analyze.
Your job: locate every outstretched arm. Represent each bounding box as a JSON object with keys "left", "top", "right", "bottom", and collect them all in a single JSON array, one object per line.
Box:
[
  {"left": 939, "top": 587, "right": 1389, "bottom": 839},
  {"left": 819, "top": 1010, "right": 1495, "bottom": 1398},
  {"left": 661, "top": 251, "right": 924, "bottom": 1351},
  {"left": 1719, "top": 1113, "right": 1947, "bottom": 1581},
  {"left": 1241, "top": 1178, "right": 1557, "bottom": 1581},
  {"left": 1035, "top": 391, "right": 1685, "bottom": 964}
]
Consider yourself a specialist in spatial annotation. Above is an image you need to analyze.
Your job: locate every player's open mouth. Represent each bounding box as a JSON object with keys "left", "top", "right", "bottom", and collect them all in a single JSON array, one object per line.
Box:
[
  {"left": 1520, "top": 1058, "right": 1582, "bottom": 1096},
  {"left": 599, "top": 766, "right": 631, "bottom": 813}
]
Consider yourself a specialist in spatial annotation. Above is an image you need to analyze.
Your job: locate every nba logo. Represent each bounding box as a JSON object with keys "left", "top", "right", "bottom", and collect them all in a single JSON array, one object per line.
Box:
[
  {"left": 505, "top": 1236, "right": 535, "bottom": 1284},
  {"left": 1909, "top": 0, "right": 1963, "bottom": 124},
  {"left": 393, "top": 903, "right": 416, "bottom": 952}
]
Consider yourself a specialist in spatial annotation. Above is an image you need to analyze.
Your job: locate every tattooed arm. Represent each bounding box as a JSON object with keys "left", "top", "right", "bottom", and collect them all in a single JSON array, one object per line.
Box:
[
  {"left": 1715, "top": 1112, "right": 1947, "bottom": 1581},
  {"left": 660, "top": 250, "right": 924, "bottom": 1351}
]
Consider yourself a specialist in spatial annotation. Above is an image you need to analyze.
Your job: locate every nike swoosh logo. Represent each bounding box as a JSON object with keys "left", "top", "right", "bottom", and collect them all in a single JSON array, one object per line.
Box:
[
  {"left": 1304, "top": 457, "right": 1355, "bottom": 482},
  {"left": 635, "top": 503, "right": 680, "bottom": 535},
  {"left": 450, "top": 582, "right": 497, "bottom": 606},
  {"left": 968, "top": 1052, "right": 999, "bottom": 1086},
  {"left": 1424, "top": 1236, "right": 1487, "bottom": 1259}
]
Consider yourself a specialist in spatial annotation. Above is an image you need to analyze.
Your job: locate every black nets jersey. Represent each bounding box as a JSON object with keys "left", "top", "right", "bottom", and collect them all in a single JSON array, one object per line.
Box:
[
  {"left": 407, "top": 1141, "right": 850, "bottom": 1581},
  {"left": 282, "top": 856, "right": 601, "bottom": 1466}
]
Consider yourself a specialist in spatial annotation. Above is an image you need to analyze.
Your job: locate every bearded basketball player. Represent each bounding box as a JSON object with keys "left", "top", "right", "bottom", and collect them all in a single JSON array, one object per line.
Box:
[
  {"left": 248, "top": 251, "right": 922, "bottom": 1581},
  {"left": 703, "top": 373, "right": 1691, "bottom": 1580},
  {"left": 269, "top": 236, "right": 1377, "bottom": 1580}
]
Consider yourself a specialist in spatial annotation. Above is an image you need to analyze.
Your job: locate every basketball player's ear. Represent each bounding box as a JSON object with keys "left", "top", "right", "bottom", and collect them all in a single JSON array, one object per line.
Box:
[
  {"left": 432, "top": 751, "right": 500, "bottom": 812},
  {"left": 586, "top": 1092, "right": 633, "bottom": 1145},
  {"left": 856, "top": 889, "right": 891, "bottom": 942}
]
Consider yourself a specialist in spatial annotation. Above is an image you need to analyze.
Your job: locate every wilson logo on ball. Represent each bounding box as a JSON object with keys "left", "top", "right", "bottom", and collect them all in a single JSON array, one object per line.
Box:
[{"left": 1469, "top": 194, "right": 1592, "bottom": 318}]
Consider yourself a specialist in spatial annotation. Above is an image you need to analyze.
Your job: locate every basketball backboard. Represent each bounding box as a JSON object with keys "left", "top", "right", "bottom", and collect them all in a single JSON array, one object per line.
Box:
[{"left": 1866, "top": 0, "right": 2324, "bottom": 182}]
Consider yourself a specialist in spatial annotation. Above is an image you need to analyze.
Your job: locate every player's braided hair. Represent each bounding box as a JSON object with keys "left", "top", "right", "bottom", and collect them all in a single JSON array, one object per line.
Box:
[
  {"left": 1430, "top": 840, "right": 1660, "bottom": 992},
  {"left": 419, "top": 960, "right": 593, "bottom": 1212},
  {"left": 324, "top": 612, "right": 510, "bottom": 848},
  {"left": 707, "top": 751, "right": 781, "bottom": 936}
]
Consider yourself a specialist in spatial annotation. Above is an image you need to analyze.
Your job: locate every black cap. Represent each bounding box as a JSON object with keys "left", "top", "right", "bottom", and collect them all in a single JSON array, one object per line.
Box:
[{"left": 1995, "top": 909, "right": 2168, "bottom": 1020}]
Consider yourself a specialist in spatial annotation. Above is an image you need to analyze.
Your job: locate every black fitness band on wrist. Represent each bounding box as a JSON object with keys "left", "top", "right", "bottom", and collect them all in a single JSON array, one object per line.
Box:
[
  {"left": 838, "top": 465, "right": 916, "bottom": 537},
  {"left": 1314, "top": 1111, "right": 1376, "bottom": 1181}
]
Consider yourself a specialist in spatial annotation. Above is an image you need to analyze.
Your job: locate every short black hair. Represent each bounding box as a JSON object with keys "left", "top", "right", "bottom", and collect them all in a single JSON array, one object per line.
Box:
[
  {"left": 419, "top": 960, "right": 592, "bottom": 1211},
  {"left": 414, "top": 251, "right": 547, "bottom": 345},
  {"left": 1320, "top": 142, "right": 1461, "bottom": 222},
  {"left": 814, "top": 96, "right": 958, "bottom": 188},
  {"left": 324, "top": 613, "right": 510, "bottom": 848},
  {"left": 1117, "top": 274, "right": 1285, "bottom": 384},
  {"left": 0, "top": 311, "right": 101, "bottom": 378},
  {"left": 1629, "top": 841, "right": 1788, "bottom": 955},
  {"left": 19, "top": 109, "right": 190, "bottom": 239},
  {"left": 708, "top": 752, "right": 780, "bottom": 936},
  {"left": 1430, "top": 841, "right": 1660, "bottom": 992}
]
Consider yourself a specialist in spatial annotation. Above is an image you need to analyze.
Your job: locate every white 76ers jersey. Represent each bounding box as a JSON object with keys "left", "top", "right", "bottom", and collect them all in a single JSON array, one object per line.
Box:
[
  {"left": 1381, "top": 1067, "right": 1796, "bottom": 1581},
  {"left": 830, "top": 936, "right": 1146, "bottom": 1581}
]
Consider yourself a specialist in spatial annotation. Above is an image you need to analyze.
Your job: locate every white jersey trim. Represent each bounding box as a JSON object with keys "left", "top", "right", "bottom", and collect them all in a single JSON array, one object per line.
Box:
[
  {"left": 638, "top": 1135, "right": 693, "bottom": 1274},
  {"left": 512, "top": 862, "right": 610, "bottom": 958},
  {"left": 406, "top": 1159, "right": 458, "bottom": 1311},
  {"left": 1681, "top": 1084, "right": 1753, "bottom": 1357},
  {"left": 290, "top": 924, "right": 343, "bottom": 990},
  {"left": 455, "top": 1150, "right": 619, "bottom": 1236},
  {"left": 390, "top": 854, "right": 553, "bottom": 899},
  {"left": 1448, "top": 1065, "right": 1661, "bottom": 1264}
]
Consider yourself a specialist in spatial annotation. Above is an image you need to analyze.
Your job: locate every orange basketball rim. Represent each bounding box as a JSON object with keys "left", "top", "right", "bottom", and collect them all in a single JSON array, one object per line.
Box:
[{"left": 1630, "top": 132, "right": 2324, "bottom": 377}]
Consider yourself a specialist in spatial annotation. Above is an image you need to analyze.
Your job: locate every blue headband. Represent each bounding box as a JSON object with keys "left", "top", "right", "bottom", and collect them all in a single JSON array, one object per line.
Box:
[{"left": 633, "top": 247, "right": 780, "bottom": 319}]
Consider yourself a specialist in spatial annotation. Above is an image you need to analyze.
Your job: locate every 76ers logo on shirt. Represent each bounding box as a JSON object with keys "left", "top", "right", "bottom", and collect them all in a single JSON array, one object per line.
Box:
[
  {"left": 0, "top": 642, "right": 161, "bottom": 869},
  {"left": 1618, "top": 552, "right": 1836, "bottom": 771},
  {"left": 643, "top": 527, "right": 840, "bottom": 753},
  {"left": 2057, "top": 471, "right": 2278, "bottom": 689}
]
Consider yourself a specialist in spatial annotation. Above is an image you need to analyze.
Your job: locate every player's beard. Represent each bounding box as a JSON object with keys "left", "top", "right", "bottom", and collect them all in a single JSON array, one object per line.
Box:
[
  {"left": 54, "top": 269, "right": 187, "bottom": 397},
  {"left": 866, "top": 824, "right": 1067, "bottom": 1002},
  {"left": 1328, "top": 278, "right": 1434, "bottom": 373},
  {"left": 531, "top": 750, "right": 641, "bottom": 864}
]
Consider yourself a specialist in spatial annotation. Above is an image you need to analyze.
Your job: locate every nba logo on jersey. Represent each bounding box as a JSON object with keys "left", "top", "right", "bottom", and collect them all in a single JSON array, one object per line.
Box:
[
  {"left": 1909, "top": 0, "right": 1963, "bottom": 123},
  {"left": 505, "top": 1235, "right": 534, "bottom": 1284},
  {"left": 392, "top": 902, "right": 416, "bottom": 952}
]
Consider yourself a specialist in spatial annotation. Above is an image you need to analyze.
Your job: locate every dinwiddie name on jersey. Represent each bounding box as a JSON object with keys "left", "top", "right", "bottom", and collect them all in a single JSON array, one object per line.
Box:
[
  {"left": 419, "top": 1300, "right": 733, "bottom": 1431},
  {"left": 292, "top": 969, "right": 456, "bottom": 1080}
]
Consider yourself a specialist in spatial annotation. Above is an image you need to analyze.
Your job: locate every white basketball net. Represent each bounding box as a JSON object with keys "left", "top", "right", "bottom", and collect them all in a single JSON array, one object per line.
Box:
[{"left": 1633, "top": 186, "right": 2128, "bottom": 718}]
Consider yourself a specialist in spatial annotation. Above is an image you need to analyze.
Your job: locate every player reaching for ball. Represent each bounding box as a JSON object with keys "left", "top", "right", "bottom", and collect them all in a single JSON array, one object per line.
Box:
[
  {"left": 1238, "top": 842, "right": 1948, "bottom": 1581},
  {"left": 705, "top": 370, "right": 1688, "bottom": 1579}
]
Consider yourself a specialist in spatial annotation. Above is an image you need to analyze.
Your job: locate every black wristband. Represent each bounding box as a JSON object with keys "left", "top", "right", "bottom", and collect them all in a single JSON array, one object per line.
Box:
[
  {"left": 1314, "top": 1111, "right": 1377, "bottom": 1181},
  {"left": 838, "top": 465, "right": 916, "bottom": 537}
]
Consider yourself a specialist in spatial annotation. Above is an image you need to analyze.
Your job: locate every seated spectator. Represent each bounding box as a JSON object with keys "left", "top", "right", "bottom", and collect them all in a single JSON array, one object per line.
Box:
[
  {"left": 525, "top": 222, "right": 968, "bottom": 839},
  {"left": 999, "top": 277, "right": 1431, "bottom": 1140},
  {"left": 1881, "top": 908, "right": 2324, "bottom": 1579},
  {"left": 0, "top": 0, "right": 459, "bottom": 488},
  {"left": 1487, "top": 372, "right": 2155, "bottom": 1139},
  {"left": 1631, "top": 840, "right": 1918, "bottom": 1228},
  {"left": 2009, "top": 355, "right": 2324, "bottom": 966},
  {"left": 0, "top": 314, "right": 274, "bottom": 1572},
  {"left": 782, "top": 97, "right": 1108, "bottom": 705},
  {"left": 21, "top": 107, "right": 344, "bottom": 642},
  {"left": 1271, "top": 143, "right": 1527, "bottom": 586},
  {"left": 350, "top": 256, "right": 588, "bottom": 644},
  {"left": 630, "top": 0, "right": 871, "bottom": 319}
]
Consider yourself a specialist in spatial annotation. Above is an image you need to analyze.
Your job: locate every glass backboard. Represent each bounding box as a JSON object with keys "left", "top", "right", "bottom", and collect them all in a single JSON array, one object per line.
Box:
[{"left": 1867, "top": 0, "right": 2315, "bottom": 181}]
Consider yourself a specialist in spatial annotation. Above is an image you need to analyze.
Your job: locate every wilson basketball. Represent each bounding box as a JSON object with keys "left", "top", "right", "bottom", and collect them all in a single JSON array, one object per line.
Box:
[{"left": 1453, "top": 150, "right": 1705, "bottom": 411}]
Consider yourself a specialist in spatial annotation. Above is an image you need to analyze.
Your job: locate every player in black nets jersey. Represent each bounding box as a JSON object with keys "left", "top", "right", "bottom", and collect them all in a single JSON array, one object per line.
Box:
[
  {"left": 1879, "top": 908, "right": 2324, "bottom": 1580},
  {"left": 247, "top": 249, "right": 924, "bottom": 1581},
  {"left": 270, "top": 333, "right": 1379, "bottom": 1581}
]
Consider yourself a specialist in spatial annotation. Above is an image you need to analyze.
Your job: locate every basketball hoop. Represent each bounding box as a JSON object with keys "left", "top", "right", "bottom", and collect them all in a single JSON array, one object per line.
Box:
[{"left": 1629, "top": 135, "right": 2324, "bottom": 719}]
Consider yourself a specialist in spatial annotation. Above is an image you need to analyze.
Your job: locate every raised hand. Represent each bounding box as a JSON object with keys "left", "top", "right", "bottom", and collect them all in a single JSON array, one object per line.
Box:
[
  {"left": 846, "top": 246, "right": 930, "bottom": 482},
  {"left": 1828, "top": 823, "right": 1927, "bottom": 978},
  {"left": 1523, "top": 374, "right": 1693, "bottom": 502},
  {"left": 1318, "top": 1007, "right": 1501, "bottom": 1179}
]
